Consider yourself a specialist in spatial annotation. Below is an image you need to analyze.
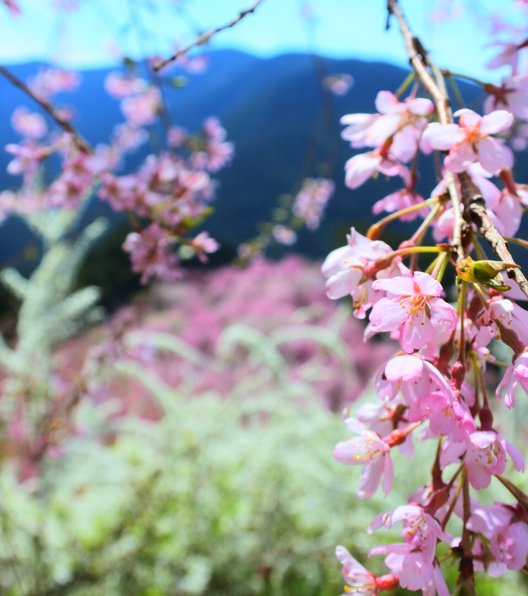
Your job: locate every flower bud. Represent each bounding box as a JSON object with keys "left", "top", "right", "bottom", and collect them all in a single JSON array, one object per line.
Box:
[{"left": 375, "top": 574, "right": 399, "bottom": 590}]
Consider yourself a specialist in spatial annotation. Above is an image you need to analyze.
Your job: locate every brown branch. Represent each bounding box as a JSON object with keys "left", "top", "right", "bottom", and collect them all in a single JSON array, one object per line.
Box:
[
  {"left": 0, "top": 65, "right": 91, "bottom": 154},
  {"left": 386, "top": 0, "right": 466, "bottom": 261},
  {"left": 388, "top": 0, "right": 528, "bottom": 294},
  {"left": 153, "top": 0, "right": 265, "bottom": 72},
  {"left": 459, "top": 173, "right": 528, "bottom": 299},
  {"left": 457, "top": 475, "right": 476, "bottom": 596}
]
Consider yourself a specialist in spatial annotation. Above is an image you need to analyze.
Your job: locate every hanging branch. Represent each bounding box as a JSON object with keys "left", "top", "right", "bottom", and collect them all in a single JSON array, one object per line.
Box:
[
  {"left": 459, "top": 173, "right": 528, "bottom": 298},
  {"left": 386, "top": 0, "right": 467, "bottom": 262},
  {"left": 153, "top": 0, "right": 266, "bottom": 72},
  {"left": 386, "top": 0, "right": 528, "bottom": 300},
  {"left": 0, "top": 65, "right": 91, "bottom": 153}
]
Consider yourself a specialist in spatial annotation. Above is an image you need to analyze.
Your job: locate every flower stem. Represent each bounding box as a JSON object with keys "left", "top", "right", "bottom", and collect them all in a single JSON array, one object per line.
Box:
[
  {"left": 430, "top": 251, "right": 449, "bottom": 281},
  {"left": 367, "top": 196, "right": 441, "bottom": 240},
  {"left": 394, "top": 70, "right": 416, "bottom": 98}
]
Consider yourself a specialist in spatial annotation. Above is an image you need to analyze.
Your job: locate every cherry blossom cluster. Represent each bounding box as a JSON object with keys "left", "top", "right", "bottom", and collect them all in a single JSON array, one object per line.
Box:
[
  {"left": 446, "top": 0, "right": 528, "bottom": 151},
  {"left": 325, "top": 3, "right": 528, "bottom": 593},
  {"left": 2, "top": 66, "right": 233, "bottom": 282},
  {"left": 292, "top": 177, "right": 335, "bottom": 230}
]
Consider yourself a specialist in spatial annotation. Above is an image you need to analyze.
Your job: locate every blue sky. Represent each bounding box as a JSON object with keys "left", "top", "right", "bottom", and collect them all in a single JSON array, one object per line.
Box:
[{"left": 0, "top": 0, "right": 515, "bottom": 80}]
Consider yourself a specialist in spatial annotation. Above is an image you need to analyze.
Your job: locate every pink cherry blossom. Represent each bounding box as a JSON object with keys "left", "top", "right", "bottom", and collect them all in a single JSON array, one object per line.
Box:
[
  {"left": 335, "top": 546, "right": 378, "bottom": 595},
  {"left": 123, "top": 223, "right": 181, "bottom": 284},
  {"left": 468, "top": 503, "right": 528, "bottom": 574},
  {"left": 484, "top": 75, "right": 528, "bottom": 119},
  {"left": 29, "top": 68, "right": 80, "bottom": 99},
  {"left": 121, "top": 87, "right": 161, "bottom": 126},
  {"left": 188, "top": 231, "right": 219, "bottom": 263},
  {"left": 292, "top": 178, "right": 335, "bottom": 230},
  {"left": 488, "top": 297, "right": 528, "bottom": 346},
  {"left": 323, "top": 73, "right": 354, "bottom": 96},
  {"left": 372, "top": 186, "right": 425, "bottom": 221},
  {"left": 272, "top": 225, "right": 297, "bottom": 245},
  {"left": 366, "top": 272, "right": 457, "bottom": 353},
  {"left": 11, "top": 107, "right": 47, "bottom": 139},
  {"left": 322, "top": 227, "right": 400, "bottom": 318},
  {"left": 441, "top": 431, "right": 524, "bottom": 489},
  {"left": 422, "top": 109, "right": 513, "bottom": 175},
  {"left": 104, "top": 72, "right": 147, "bottom": 99},
  {"left": 376, "top": 354, "right": 475, "bottom": 440},
  {"left": 369, "top": 505, "right": 450, "bottom": 594},
  {"left": 334, "top": 418, "right": 393, "bottom": 499},
  {"left": 5, "top": 142, "right": 49, "bottom": 178},
  {"left": 341, "top": 90, "right": 433, "bottom": 163},
  {"left": 487, "top": 41, "right": 523, "bottom": 73},
  {"left": 432, "top": 206, "right": 455, "bottom": 242},
  {"left": 497, "top": 351, "right": 528, "bottom": 408},
  {"left": 343, "top": 150, "right": 402, "bottom": 189}
]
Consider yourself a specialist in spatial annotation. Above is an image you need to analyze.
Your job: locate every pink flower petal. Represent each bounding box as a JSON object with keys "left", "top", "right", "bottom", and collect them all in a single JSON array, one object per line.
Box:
[
  {"left": 480, "top": 110, "right": 514, "bottom": 135},
  {"left": 381, "top": 453, "right": 394, "bottom": 495},
  {"left": 369, "top": 297, "right": 408, "bottom": 331},
  {"left": 385, "top": 355, "right": 424, "bottom": 382},
  {"left": 375, "top": 90, "right": 401, "bottom": 114},
  {"left": 326, "top": 268, "right": 363, "bottom": 299},
  {"left": 344, "top": 152, "right": 380, "bottom": 189},
  {"left": 406, "top": 97, "right": 434, "bottom": 116},
  {"left": 358, "top": 458, "right": 384, "bottom": 499},
  {"left": 477, "top": 137, "right": 508, "bottom": 174},
  {"left": 422, "top": 123, "right": 465, "bottom": 150},
  {"left": 413, "top": 271, "right": 443, "bottom": 296},
  {"left": 401, "top": 308, "right": 433, "bottom": 352},
  {"left": 454, "top": 108, "right": 481, "bottom": 128}
]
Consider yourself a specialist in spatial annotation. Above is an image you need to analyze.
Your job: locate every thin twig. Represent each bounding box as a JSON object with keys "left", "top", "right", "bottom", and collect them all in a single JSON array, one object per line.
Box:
[
  {"left": 153, "top": 0, "right": 265, "bottom": 72},
  {"left": 0, "top": 65, "right": 91, "bottom": 153}
]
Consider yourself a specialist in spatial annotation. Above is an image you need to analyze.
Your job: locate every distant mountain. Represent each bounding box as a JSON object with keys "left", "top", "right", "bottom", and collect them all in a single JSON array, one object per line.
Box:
[{"left": 0, "top": 50, "right": 498, "bottom": 276}]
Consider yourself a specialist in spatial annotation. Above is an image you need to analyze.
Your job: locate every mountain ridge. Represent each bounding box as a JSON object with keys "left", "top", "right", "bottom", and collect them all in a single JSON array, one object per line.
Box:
[{"left": 0, "top": 50, "right": 495, "bottom": 275}]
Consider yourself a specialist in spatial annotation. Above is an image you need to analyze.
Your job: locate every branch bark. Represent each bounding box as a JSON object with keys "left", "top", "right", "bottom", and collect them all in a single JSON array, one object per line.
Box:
[
  {"left": 459, "top": 173, "right": 528, "bottom": 299},
  {"left": 0, "top": 65, "right": 91, "bottom": 153},
  {"left": 153, "top": 0, "right": 266, "bottom": 72},
  {"left": 386, "top": 0, "right": 466, "bottom": 261}
]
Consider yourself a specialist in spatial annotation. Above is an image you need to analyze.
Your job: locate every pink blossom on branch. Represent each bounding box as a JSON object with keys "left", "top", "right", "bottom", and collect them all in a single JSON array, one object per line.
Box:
[
  {"left": 343, "top": 150, "right": 403, "bottom": 189},
  {"left": 335, "top": 546, "right": 379, "bottom": 595},
  {"left": 467, "top": 503, "right": 528, "bottom": 575},
  {"left": 292, "top": 178, "right": 335, "bottom": 230},
  {"left": 484, "top": 75, "right": 528, "bottom": 120},
  {"left": 368, "top": 505, "right": 450, "bottom": 594},
  {"left": 422, "top": 108, "right": 513, "bottom": 175},
  {"left": 322, "top": 227, "right": 404, "bottom": 319},
  {"left": 11, "top": 108, "right": 47, "bottom": 139},
  {"left": 341, "top": 90, "right": 433, "bottom": 161},
  {"left": 334, "top": 418, "right": 394, "bottom": 499},
  {"left": 497, "top": 351, "right": 528, "bottom": 408},
  {"left": 441, "top": 431, "right": 524, "bottom": 489},
  {"left": 366, "top": 272, "right": 458, "bottom": 353},
  {"left": 123, "top": 224, "right": 181, "bottom": 285},
  {"left": 335, "top": 546, "right": 399, "bottom": 595}
]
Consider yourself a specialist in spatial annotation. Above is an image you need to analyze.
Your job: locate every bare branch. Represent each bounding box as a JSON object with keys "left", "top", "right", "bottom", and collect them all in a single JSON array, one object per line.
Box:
[
  {"left": 153, "top": 0, "right": 265, "bottom": 72},
  {"left": 0, "top": 64, "right": 91, "bottom": 153}
]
